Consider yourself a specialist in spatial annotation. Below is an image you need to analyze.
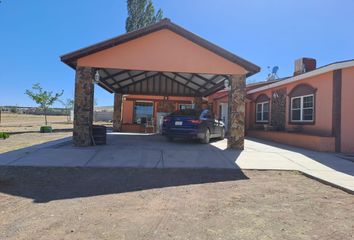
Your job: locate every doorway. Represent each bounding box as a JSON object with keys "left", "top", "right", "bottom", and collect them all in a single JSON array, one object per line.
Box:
[{"left": 220, "top": 103, "right": 228, "bottom": 130}]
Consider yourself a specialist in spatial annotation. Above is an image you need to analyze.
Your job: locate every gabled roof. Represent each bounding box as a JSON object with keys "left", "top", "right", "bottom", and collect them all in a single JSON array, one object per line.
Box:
[
  {"left": 248, "top": 59, "right": 354, "bottom": 94},
  {"left": 60, "top": 18, "right": 260, "bottom": 76}
]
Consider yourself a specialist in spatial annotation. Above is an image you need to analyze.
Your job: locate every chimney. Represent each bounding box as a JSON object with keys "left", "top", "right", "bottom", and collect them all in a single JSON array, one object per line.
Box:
[{"left": 294, "top": 58, "right": 316, "bottom": 76}]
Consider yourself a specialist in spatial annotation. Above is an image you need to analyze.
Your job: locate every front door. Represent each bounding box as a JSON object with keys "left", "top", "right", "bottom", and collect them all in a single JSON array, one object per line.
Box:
[{"left": 220, "top": 103, "right": 228, "bottom": 130}]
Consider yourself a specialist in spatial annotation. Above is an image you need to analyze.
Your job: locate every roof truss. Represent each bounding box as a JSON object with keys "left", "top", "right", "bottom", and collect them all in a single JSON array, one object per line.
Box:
[{"left": 97, "top": 68, "right": 228, "bottom": 97}]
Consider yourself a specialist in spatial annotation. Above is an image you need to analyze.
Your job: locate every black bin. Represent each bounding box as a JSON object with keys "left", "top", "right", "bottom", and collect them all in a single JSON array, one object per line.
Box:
[{"left": 92, "top": 125, "right": 107, "bottom": 145}]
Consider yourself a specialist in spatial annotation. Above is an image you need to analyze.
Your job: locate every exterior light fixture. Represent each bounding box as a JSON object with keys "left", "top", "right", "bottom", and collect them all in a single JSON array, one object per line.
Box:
[
  {"left": 224, "top": 79, "right": 231, "bottom": 91},
  {"left": 94, "top": 70, "right": 100, "bottom": 83},
  {"left": 272, "top": 92, "right": 279, "bottom": 99}
]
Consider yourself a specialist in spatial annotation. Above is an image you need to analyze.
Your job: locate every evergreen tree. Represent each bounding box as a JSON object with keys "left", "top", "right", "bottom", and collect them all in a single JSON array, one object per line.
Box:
[{"left": 125, "top": 0, "right": 163, "bottom": 32}]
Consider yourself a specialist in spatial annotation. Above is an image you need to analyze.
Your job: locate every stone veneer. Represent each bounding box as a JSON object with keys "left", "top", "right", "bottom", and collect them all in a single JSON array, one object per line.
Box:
[
  {"left": 227, "top": 74, "right": 246, "bottom": 150},
  {"left": 271, "top": 88, "right": 286, "bottom": 130},
  {"left": 73, "top": 66, "right": 94, "bottom": 147},
  {"left": 113, "top": 93, "right": 123, "bottom": 132}
]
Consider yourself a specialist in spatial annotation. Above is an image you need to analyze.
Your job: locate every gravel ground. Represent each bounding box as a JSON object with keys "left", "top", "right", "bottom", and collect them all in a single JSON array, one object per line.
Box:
[{"left": 0, "top": 167, "right": 353, "bottom": 240}]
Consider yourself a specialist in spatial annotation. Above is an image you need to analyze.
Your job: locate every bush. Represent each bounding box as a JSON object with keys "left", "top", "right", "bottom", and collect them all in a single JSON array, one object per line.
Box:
[
  {"left": 0, "top": 132, "right": 10, "bottom": 139},
  {"left": 40, "top": 126, "right": 53, "bottom": 133}
]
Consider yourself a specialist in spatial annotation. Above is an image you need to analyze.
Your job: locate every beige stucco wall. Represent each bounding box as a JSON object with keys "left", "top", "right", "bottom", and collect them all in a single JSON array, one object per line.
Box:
[
  {"left": 77, "top": 29, "right": 247, "bottom": 75},
  {"left": 341, "top": 66, "right": 354, "bottom": 153}
]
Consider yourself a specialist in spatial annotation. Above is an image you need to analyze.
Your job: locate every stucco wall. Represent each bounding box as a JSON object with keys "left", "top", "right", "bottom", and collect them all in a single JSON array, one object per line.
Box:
[
  {"left": 77, "top": 29, "right": 247, "bottom": 75},
  {"left": 341, "top": 66, "right": 354, "bottom": 153},
  {"left": 121, "top": 95, "right": 196, "bottom": 125},
  {"left": 122, "top": 100, "right": 134, "bottom": 124}
]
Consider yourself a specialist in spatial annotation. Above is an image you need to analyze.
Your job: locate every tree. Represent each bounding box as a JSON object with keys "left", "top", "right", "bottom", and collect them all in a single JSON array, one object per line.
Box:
[
  {"left": 59, "top": 98, "right": 74, "bottom": 122},
  {"left": 25, "top": 83, "right": 63, "bottom": 126},
  {"left": 125, "top": 0, "right": 163, "bottom": 32}
]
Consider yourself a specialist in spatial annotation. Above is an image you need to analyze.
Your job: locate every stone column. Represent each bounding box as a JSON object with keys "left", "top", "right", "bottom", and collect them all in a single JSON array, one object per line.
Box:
[
  {"left": 227, "top": 74, "right": 246, "bottom": 150},
  {"left": 73, "top": 66, "right": 94, "bottom": 147},
  {"left": 113, "top": 93, "right": 123, "bottom": 132},
  {"left": 194, "top": 96, "right": 203, "bottom": 111}
]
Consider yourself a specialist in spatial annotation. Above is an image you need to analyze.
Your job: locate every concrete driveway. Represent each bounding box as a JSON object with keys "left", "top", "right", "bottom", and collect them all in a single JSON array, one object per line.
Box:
[{"left": 0, "top": 133, "right": 353, "bottom": 193}]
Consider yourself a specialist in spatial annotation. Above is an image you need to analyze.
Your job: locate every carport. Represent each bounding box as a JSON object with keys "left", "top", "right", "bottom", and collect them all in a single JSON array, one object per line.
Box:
[{"left": 61, "top": 19, "right": 260, "bottom": 149}]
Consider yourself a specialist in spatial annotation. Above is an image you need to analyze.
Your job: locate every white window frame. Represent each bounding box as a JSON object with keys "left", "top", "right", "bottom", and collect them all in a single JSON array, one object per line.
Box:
[
  {"left": 179, "top": 104, "right": 194, "bottom": 110},
  {"left": 290, "top": 94, "right": 314, "bottom": 122},
  {"left": 256, "top": 101, "right": 270, "bottom": 123},
  {"left": 134, "top": 101, "right": 154, "bottom": 124}
]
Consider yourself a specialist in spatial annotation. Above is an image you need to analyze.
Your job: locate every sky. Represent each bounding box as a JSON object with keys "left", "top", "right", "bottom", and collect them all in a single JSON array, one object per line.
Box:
[{"left": 0, "top": 0, "right": 353, "bottom": 107}]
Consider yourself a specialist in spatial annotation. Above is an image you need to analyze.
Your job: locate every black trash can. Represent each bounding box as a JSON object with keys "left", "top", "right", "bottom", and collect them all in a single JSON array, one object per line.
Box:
[{"left": 92, "top": 125, "right": 107, "bottom": 145}]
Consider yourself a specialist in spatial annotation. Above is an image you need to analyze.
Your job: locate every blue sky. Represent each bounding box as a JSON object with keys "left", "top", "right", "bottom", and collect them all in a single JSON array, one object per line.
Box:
[{"left": 1, "top": 0, "right": 353, "bottom": 107}]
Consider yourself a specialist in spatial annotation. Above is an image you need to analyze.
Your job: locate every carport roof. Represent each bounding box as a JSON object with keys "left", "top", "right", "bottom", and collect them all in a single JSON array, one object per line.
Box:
[
  {"left": 61, "top": 19, "right": 260, "bottom": 97},
  {"left": 61, "top": 19, "right": 260, "bottom": 75}
]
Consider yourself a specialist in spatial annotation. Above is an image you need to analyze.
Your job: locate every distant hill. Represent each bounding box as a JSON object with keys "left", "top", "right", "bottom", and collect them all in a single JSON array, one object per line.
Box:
[{"left": 94, "top": 106, "right": 113, "bottom": 112}]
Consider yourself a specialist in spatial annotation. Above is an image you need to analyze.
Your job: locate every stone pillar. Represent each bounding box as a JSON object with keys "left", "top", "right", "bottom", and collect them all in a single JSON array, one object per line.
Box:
[
  {"left": 227, "top": 74, "right": 246, "bottom": 150},
  {"left": 194, "top": 96, "right": 203, "bottom": 111},
  {"left": 73, "top": 66, "right": 94, "bottom": 147},
  {"left": 113, "top": 93, "right": 123, "bottom": 132}
]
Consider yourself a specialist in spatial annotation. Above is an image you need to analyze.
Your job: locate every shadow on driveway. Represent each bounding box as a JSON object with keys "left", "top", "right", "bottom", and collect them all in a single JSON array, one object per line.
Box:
[{"left": 0, "top": 167, "right": 249, "bottom": 203}]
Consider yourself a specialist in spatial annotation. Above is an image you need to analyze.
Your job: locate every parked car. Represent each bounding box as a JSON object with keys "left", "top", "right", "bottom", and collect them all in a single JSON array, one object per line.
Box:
[{"left": 162, "top": 109, "right": 225, "bottom": 143}]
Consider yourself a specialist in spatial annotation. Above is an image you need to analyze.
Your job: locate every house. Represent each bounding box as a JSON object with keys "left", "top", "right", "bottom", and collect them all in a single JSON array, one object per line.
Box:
[{"left": 211, "top": 58, "right": 354, "bottom": 153}]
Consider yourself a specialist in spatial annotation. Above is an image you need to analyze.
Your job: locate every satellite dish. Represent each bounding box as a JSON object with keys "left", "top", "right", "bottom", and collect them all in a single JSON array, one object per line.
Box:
[
  {"left": 266, "top": 66, "right": 280, "bottom": 81},
  {"left": 272, "top": 66, "right": 279, "bottom": 75}
]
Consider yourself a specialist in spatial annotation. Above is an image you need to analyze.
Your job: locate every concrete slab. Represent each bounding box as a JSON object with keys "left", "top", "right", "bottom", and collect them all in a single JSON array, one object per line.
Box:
[
  {"left": 10, "top": 149, "right": 96, "bottom": 167},
  {"left": 235, "top": 152, "right": 302, "bottom": 171},
  {"left": 87, "top": 149, "right": 161, "bottom": 168},
  {"left": 1, "top": 133, "right": 353, "bottom": 193}
]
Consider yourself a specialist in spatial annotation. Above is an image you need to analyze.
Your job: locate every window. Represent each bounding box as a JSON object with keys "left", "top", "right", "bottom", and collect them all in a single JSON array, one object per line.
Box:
[
  {"left": 290, "top": 94, "right": 314, "bottom": 122},
  {"left": 134, "top": 101, "right": 154, "bottom": 124},
  {"left": 256, "top": 101, "right": 269, "bottom": 122},
  {"left": 179, "top": 104, "right": 193, "bottom": 110}
]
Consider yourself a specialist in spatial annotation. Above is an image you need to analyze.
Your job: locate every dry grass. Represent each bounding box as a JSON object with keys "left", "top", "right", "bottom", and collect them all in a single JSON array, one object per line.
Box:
[
  {"left": 0, "top": 113, "right": 72, "bottom": 133},
  {"left": 0, "top": 132, "right": 71, "bottom": 154},
  {"left": 0, "top": 113, "right": 72, "bottom": 153},
  {"left": 0, "top": 113, "right": 113, "bottom": 154}
]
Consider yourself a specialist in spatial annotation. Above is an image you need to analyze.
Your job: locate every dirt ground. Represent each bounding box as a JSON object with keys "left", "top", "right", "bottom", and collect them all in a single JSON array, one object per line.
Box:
[
  {"left": 0, "top": 167, "right": 353, "bottom": 240},
  {"left": 0, "top": 113, "right": 111, "bottom": 153},
  {"left": 0, "top": 113, "right": 72, "bottom": 133}
]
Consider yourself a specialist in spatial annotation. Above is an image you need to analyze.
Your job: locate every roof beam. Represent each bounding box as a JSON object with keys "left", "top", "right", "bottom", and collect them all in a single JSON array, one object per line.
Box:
[
  {"left": 115, "top": 72, "right": 160, "bottom": 92},
  {"left": 201, "top": 80, "right": 226, "bottom": 97},
  {"left": 101, "top": 69, "right": 129, "bottom": 81},
  {"left": 161, "top": 73, "right": 201, "bottom": 95},
  {"left": 102, "top": 69, "right": 122, "bottom": 88},
  {"left": 97, "top": 80, "right": 115, "bottom": 93},
  {"left": 173, "top": 73, "right": 208, "bottom": 91},
  {"left": 196, "top": 75, "right": 220, "bottom": 92}
]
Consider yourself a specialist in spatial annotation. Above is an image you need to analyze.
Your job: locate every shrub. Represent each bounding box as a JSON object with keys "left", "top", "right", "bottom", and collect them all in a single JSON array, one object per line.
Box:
[
  {"left": 40, "top": 126, "right": 53, "bottom": 133},
  {"left": 0, "top": 132, "right": 10, "bottom": 139}
]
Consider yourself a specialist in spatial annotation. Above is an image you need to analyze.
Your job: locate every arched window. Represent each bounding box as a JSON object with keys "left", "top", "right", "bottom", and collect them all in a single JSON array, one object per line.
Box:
[
  {"left": 288, "top": 84, "right": 316, "bottom": 123},
  {"left": 255, "top": 94, "right": 270, "bottom": 123}
]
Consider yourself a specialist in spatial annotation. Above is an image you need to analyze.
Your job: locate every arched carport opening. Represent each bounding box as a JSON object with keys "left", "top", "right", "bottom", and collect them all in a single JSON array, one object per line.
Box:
[{"left": 61, "top": 19, "right": 260, "bottom": 149}]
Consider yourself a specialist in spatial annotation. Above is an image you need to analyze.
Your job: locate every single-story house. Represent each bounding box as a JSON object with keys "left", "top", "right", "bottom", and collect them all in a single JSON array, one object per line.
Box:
[{"left": 211, "top": 58, "right": 354, "bottom": 153}]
